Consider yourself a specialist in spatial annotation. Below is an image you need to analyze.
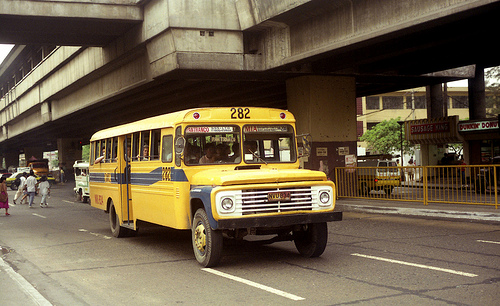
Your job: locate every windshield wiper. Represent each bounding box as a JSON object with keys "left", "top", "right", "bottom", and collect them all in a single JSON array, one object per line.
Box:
[{"left": 248, "top": 149, "right": 268, "bottom": 165}]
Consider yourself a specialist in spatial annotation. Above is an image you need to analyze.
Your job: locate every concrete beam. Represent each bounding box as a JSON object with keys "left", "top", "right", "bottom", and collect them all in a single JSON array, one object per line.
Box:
[
  {"left": 0, "top": 0, "right": 142, "bottom": 45},
  {"left": 236, "top": 0, "right": 309, "bottom": 30}
]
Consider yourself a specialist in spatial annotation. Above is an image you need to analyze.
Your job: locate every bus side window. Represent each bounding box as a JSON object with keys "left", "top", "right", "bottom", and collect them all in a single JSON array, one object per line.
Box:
[
  {"left": 140, "top": 131, "right": 150, "bottom": 161},
  {"left": 90, "top": 141, "right": 95, "bottom": 164},
  {"left": 98, "top": 140, "right": 104, "bottom": 161},
  {"left": 93, "top": 140, "right": 106, "bottom": 164},
  {"left": 151, "top": 129, "right": 161, "bottom": 160},
  {"left": 111, "top": 137, "right": 118, "bottom": 162},
  {"left": 132, "top": 132, "right": 140, "bottom": 161},
  {"left": 162, "top": 135, "right": 173, "bottom": 163},
  {"left": 105, "top": 139, "right": 112, "bottom": 162},
  {"left": 125, "top": 135, "right": 132, "bottom": 161}
]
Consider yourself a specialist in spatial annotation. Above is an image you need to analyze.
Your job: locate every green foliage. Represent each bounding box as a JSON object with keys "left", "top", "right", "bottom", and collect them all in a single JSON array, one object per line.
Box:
[
  {"left": 50, "top": 152, "right": 59, "bottom": 169},
  {"left": 360, "top": 117, "right": 414, "bottom": 155},
  {"left": 485, "top": 66, "right": 500, "bottom": 117},
  {"left": 82, "top": 144, "right": 90, "bottom": 161}
]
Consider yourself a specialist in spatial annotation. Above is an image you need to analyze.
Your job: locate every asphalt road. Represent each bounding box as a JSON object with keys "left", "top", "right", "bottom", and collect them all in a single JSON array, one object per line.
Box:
[{"left": 0, "top": 183, "right": 499, "bottom": 305}]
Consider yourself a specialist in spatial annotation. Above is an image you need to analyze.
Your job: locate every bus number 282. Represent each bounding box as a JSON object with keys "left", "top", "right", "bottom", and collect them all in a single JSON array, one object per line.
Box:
[{"left": 230, "top": 107, "right": 250, "bottom": 119}]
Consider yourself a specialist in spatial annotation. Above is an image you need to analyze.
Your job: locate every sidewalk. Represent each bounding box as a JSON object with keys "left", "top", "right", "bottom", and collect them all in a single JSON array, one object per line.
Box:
[
  {"left": 336, "top": 197, "right": 500, "bottom": 224},
  {"left": 0, "top": 251, "right": 52, "bottom": 306}
]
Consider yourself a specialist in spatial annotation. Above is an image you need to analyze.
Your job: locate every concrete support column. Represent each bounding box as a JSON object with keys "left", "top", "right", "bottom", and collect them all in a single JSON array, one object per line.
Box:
[
  {"left": 420, "top": 84, "right": 447, "bottom": 167},
  {"left": 3, "top": 151, "right": 20, "bottom": 170},
  {"left": 464, "top": 66, "right": 487, "bottom": 165},
  {"left": 468, "top": 65, "right": 486, "bottom": 120},
  {"left": 426, "top": 84, "right": 445, "bottom": 118},
  {"left": 57, "top": 138, "right": 82, "bottom": 182},
  {"left": 287, "top": 75, "right": 357, "bottom": 180}
]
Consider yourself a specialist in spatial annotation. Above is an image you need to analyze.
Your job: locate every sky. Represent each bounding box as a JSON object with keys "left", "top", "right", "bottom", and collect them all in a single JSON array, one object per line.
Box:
[
  {"left": 0, "top": 43, "right": 468, "bottom": 86},
  {"left": 0, "top": 44, "right": 14, "bottom": 65}
]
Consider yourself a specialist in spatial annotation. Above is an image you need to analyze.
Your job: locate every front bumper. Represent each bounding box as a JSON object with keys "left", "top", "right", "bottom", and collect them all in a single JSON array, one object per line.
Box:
[{"left": 216, "top": 211, "right": 342, "bottom": 229}]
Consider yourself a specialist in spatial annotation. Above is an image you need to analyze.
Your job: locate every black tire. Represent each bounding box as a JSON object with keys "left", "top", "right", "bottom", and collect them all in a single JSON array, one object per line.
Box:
[
  {"left": 384, "top": 187, "right": 393, "bottom": 196},
  {"left": 10, "top": 184, "right": 18, "bottom": 191},
  {"left": 109, "top": 201, "right": 127, "bottom": 238},
  {"left": 359, "top": 183, "right": 368, "bottom": 196},
  {"left": 192, "top": 209, "right": 223, "bottom": 267},
  {"left": 293, "top": 222, "right": 328, "bottom": 258},
  {"left": 474, "top": 178, "right": 487, "bottom": 194}
]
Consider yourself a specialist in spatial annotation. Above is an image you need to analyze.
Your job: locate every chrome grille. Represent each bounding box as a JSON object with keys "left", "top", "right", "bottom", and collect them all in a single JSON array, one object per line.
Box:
[{"left": 240, "top": 187, "right": 313, "bottom": 215}]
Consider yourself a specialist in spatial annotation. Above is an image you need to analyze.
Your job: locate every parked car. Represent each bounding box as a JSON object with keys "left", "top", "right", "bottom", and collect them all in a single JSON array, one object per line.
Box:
[
  {"left": 472, "top": 156, "right": 500, "bottom": 194},
  {"left": 357, "top": 159, "right": 401, "bottom": 195}
]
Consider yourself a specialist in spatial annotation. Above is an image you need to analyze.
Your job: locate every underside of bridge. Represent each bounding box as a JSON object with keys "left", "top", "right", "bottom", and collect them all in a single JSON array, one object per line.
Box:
[{"left": 1, "top": 0, "right": 499, "bottom": 154}]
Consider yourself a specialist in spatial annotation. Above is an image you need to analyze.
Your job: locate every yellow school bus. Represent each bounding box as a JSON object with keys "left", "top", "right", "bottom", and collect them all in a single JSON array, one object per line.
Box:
[{"left": 89, "top": 107, "right": 342, "bottom": 267}]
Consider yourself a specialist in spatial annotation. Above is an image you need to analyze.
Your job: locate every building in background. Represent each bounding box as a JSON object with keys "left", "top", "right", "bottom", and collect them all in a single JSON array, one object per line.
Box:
[{"left": 357, "top": 86, "right": 470, "bottom": 165}]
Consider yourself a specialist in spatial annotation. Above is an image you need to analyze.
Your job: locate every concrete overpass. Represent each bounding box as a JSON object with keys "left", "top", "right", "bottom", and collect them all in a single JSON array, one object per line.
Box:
[{"left": 0, "top": 0, "right": 499, "bottom": 171}]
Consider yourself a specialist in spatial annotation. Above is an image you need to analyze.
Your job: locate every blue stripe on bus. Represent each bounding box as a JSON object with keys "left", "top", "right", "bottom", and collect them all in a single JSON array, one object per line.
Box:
[
  {"left": 190, "top": 186, "right": 218, "bottom": 229},
  {"left": 89, "top": 167, "right": 188, "bottom": 186}
]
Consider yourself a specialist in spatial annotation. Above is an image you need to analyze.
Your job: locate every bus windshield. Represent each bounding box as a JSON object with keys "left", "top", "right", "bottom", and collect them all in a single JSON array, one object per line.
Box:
[
  {"left": 243, "top": 125, "right": 296, "bottom": 163},
  {"left": 184, "top": 126, "right": 241, "bottom": 165}
]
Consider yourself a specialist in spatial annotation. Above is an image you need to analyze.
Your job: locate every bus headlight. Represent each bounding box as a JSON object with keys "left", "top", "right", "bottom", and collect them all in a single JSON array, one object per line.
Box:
[
  {"left": 221, "top": 197, "right": 234, "bottom": 211},
  {"left": 319, "top": 191, "right": 330, "bottom": 206}
]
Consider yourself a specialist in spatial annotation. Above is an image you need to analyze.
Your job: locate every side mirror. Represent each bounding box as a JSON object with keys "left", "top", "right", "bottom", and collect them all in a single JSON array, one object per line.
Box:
[
  {"left": 297, "top": 134, "right": 312, "bottom": 157},
  {"left": 175, "top": 136, "right": 186, "bottom": 154}
]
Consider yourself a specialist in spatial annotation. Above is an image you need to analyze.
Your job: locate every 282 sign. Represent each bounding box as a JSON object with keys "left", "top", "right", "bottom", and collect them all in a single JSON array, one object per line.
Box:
[{"left": 230, "top": 107, "right": 250, "bottom": 119}]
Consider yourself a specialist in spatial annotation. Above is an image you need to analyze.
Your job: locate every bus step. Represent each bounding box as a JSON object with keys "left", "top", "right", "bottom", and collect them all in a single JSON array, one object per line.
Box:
[{"left": 122, "top": 222, "right": 134, "bottom": 230}]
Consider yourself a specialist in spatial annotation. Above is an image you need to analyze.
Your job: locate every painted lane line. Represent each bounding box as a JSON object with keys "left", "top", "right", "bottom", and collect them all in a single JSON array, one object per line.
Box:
[
  {"left": 202, "top": 268, "right": 305, "bottom": 301},
  {"left": 32, "top": 213, "right": 47, "bottom": 219},
  {"left": 0, "top": 257, "right": 53, "bottom": 306},
  {"left": 62, "top": 200, "right": 73, "bottom": 204},
  {"left": 351, "top": 253, "right": 478, "bottom": 278},
  {"left": 79, "top": 228, "right": 112, "bottom": 239},
  {"left": 477, "top": 239, "right": 500, "bottom": 245}
]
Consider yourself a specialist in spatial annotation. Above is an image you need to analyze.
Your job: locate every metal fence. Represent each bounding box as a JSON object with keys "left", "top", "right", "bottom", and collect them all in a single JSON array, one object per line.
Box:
[{"left": 335, "top": 165, "right": 499, "bottom": 208}]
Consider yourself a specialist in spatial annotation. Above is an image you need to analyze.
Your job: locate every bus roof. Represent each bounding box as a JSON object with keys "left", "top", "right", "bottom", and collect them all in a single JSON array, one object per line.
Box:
[{"left": 90, "top": 107, "right": 294, "bottom": 141}]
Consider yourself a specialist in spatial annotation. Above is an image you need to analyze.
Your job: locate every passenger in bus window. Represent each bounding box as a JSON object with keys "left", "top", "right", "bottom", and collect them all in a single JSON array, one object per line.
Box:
[
  {"left": 229, "top": 142, "right": 241, "bottom": 162},
  {"left": 185, "top": 142, "right": 201, "bottom": 164},
  {"left": 244, "top": 140, "right": 258, "bottom": 161},
  {"left": 94, "top": 148, "right": 106, "bottom": 164},
  {"left": 138, "top": 145, "right": 149, "bottom": 161},
  {"left": 199, "top": 143, "right": 216, "bottom": 164},
  {"left": 144, "top": 145, "right": 149, "bottom": 160},
  {"left": 216, "top": 144, "right": 230, "bottom": 162}
]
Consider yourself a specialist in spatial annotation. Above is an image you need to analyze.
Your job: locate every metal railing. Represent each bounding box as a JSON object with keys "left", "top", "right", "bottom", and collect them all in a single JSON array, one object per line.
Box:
[{"left": 335, "top": 165, "right": 499, "bottom": 208}]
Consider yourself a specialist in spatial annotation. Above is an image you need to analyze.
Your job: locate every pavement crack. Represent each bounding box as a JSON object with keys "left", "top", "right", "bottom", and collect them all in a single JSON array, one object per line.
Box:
[
  {"left": 45, "top": 258, "right": 193, "bottom": 274},
  {"left": 283, "top": 261, "right": 470, "bottom": 306}
]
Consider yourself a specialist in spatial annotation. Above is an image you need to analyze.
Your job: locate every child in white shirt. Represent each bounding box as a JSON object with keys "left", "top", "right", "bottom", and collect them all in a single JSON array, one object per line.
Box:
[{"left": 38, "top": 176, "right": 51, "bottom": 207}]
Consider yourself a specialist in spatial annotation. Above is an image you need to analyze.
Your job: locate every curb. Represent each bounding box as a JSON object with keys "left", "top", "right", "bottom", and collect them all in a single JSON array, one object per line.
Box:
[{"left": 336, "top": 203, "right": 500, "bottom": 224}]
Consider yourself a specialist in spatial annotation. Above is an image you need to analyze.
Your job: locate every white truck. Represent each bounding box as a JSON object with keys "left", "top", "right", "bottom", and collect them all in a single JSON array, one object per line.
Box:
[{"left": 73, "top": 160, "right": 90, "bottom": 203}]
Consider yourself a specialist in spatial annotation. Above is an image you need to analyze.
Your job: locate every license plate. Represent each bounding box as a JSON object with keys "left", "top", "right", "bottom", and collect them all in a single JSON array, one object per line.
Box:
[{"left": 268, "top": 191, "right": 291, "bottom": 202}]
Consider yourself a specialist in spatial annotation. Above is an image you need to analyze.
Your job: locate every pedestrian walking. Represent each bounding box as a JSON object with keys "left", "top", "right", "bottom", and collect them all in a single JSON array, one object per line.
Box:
[
  {"left": 26, "top": 170, "right": 37, "bottom": 208},
  {"left": 0, "top": 177, "right": 10, "bottom": 215},
  {"left": 13, "top": 172, "right": 27, "bottom": 204},
  {"left": 38, "top": 176, "right": 50, "bottom": 208},
  {"left": 408, "top": 157, "right": 415, "bottom": 181}
]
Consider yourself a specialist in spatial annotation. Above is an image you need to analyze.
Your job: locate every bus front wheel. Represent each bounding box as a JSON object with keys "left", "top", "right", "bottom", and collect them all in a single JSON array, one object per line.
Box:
[
  {"left": 293, "top": 222, "right": 328, "bottom": 258},
  {"left": 192, "top": 209, "right": 223, "bottom": 267}
]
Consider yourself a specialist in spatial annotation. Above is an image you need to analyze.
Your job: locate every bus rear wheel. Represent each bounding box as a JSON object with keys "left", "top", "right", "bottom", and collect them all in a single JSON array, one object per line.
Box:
[
  {"left": 192, "top": 209, "right": 223, "bottom": 267},
  {"left": 109, "top": 202, "right": 128, "bottom": 238},
  {"left": 293, "top": 222, "right": 328, "bottom": 258}
]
